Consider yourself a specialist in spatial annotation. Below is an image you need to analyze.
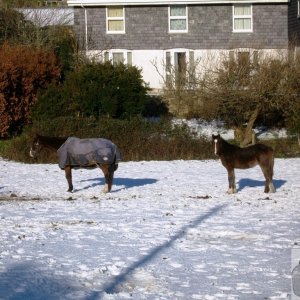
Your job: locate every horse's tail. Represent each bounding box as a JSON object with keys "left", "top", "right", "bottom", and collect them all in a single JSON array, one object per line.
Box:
[
  {"left": 112, "top": 145, "right": 120, "bottom": 171},
  {"left": 113, "top": 154, "right": 118, "bottom": 171}
]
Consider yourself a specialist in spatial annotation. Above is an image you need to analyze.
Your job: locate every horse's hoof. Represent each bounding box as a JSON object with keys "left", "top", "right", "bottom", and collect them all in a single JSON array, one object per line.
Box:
[
  {"left": 102, "top": 184, "right": 111, "bottom": 193},
  {"left": 227, "top": 188, "right": 237, "bottom": 194}
]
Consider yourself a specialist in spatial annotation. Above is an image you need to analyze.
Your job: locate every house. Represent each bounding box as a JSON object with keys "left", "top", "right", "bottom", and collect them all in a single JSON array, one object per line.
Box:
[{"left": 67, "top": 0, "right": 300, "bottom": 91}]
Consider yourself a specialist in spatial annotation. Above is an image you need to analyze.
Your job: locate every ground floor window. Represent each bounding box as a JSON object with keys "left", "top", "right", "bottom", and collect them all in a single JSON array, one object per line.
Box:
[
  {"left": 165, "top": 50, "right": 194, "bottom": 87},
  {"left": 104, "top": 51, "right": 132, "bottom": 65}
]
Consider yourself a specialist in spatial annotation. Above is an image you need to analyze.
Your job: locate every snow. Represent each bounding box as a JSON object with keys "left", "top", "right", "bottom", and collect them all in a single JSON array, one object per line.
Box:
[
  {"left": 173, "top": 118, "right": 289, "bottom": 140},
  {"left": 0, "top": 154, "right": 300, "bottom": 299}
]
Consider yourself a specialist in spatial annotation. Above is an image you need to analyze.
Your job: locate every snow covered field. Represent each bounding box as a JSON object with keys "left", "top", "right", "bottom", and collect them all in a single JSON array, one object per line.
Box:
[{"left": 0, "top": 156, "right": 299, "bottom": 300}]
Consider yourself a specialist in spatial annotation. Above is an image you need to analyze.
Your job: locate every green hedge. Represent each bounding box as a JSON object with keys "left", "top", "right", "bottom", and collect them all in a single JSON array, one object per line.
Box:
[
  {"left": 0, "top": 117, "right": 213, "bottom": 163},
  {"left": 33, "top": 62, "right": 151, "bottom": 121}
]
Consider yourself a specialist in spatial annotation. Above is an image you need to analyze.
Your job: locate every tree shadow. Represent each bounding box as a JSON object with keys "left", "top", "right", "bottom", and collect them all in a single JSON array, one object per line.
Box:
[
  {"left": 0, "top": 262, "right": 78, "bottom": 300},
  {"left": 77, "top": 177, "right": 157, "bottom": 192},
  {"left": 85, "top": 203, "right": 227, "bottom": 299},
  {"left": 237, "top": 178, "right": 286, "bottom": 192}
]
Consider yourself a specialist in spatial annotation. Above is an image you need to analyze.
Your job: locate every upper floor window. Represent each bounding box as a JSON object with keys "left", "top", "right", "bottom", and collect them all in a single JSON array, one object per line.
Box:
[
  {"left": 106, "top": 6, "right": 125, "bottom": 34},
  {"left": 169, "top": 5, "right": 188, "bottom": 33},
  {"left": 233, "top": 4, "right": 252, "bottom": 32}
]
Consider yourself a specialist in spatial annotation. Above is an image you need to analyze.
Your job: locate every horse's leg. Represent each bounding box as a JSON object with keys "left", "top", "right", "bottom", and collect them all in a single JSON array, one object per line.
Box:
[
  {"left": 260, "top": 161, "right": 276, "bottom": 193},
  {"left": 64, "top": 166, "right": 73, "bottom": 192},
  {"left": 227, "top": 168, "right": 237, "bottom": 194},
  {"left": 99, "top": 164, "right": 115, "bottom": 193}
]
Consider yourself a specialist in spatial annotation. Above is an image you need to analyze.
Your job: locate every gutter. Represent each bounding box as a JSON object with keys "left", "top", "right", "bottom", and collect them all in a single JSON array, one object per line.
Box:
[
  {"left": 81, "top": 2, "right": 88, "bottom": 52},
  {"left": 68, "top": 0, "right": 289, "bottom": 6}
]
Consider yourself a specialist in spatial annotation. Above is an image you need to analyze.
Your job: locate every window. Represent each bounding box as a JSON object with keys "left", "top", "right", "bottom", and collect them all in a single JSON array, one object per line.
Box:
[
  {"left": 104, "top": 51, "right": 132, "bottom": 65},
  {"left": 233, "top": 4, "right": 252, "bottom": 32},
  {"left": 229, "top": 50, "right": 258, "bottom": 67},
  {"left": 228, "top": 50, "right": 254, "bottom": 84},
  {"left": 165, "top": 50, "right": 195, "bottom": 87},
  {"left": 127, "top": 52, "right": 132, "bottom": 65},
  {"left": 107, "top": 6, "right": 125, "bottom": 34},
  {"left": 175, "top": 52, "right": 187, "bottom": 75},
  {"left": 169, "top": 5, "right": 188, "bottom": 33},
  {"left": 112, "top": 53, "right": 124, "bottom": 64},
  {"left": 238, "top": 51, "right": 250, "bottom": 71},
  {"left": 298, "top": 0, "right": 300, "bottom": 18}
]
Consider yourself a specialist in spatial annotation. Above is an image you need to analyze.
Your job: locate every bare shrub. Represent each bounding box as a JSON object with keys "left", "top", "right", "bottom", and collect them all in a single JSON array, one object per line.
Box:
[{"left": 159, "top": 48, "right": 300, "bottom": 146}]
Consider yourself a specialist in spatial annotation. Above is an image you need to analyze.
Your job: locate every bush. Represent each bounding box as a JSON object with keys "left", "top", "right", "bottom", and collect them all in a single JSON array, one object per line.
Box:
[
  {"left": 33, "top": 62, "right": 151, "bottom": 120},
  {"left": 0, "top": 117, "right": 212, "bottom": 163},
  {"left": 0, "top": 43, "right": 61, "bottom": 137}
]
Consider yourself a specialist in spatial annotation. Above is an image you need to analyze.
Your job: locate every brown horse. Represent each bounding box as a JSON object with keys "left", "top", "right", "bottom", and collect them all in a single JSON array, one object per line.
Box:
[
  {"left": 212, "top": 134, "right": 275, "bottom": 194},
  {"left": 30, "top": 134, "right": 121, "bottom": 193}
]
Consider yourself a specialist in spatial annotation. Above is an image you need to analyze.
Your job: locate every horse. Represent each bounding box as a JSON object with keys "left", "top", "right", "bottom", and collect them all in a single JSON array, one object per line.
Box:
[
  {"left": 30, "top": 134, "right": 121, "bottom": 193},
  {"left": 212, "top": 134, "right": 275, "bottom": 194}
]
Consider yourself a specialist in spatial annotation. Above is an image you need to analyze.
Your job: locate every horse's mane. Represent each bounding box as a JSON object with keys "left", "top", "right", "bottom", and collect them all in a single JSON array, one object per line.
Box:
[{"left": 218, "top": 136, "right": 239, "bottom": 153}]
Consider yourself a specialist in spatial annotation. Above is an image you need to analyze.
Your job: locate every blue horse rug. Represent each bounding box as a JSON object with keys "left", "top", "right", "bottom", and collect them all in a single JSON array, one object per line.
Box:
[{"left": 57, "top": 137, "right": 121, "bottom": 169}]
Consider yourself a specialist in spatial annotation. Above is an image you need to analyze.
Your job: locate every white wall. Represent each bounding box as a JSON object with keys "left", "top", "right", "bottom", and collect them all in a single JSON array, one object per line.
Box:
[{"left": 86, "top": 48, "right": 288, "bottom": 91}]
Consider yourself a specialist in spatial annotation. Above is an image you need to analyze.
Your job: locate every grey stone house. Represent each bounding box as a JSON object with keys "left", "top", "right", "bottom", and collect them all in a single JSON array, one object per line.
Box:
[{"left": 67, "top": 0, "right": 300, "bottom": 90}]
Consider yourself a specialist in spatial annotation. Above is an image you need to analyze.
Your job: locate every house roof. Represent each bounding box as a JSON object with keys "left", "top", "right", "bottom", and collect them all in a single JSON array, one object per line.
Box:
[{"left": 67, "top": 0, "right": 289, "bottom": 6}]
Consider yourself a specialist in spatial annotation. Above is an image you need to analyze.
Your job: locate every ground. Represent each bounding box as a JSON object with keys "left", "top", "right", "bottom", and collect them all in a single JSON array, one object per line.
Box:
[{"left": 0, "top": 157, "right": 299, "bottom": 299}]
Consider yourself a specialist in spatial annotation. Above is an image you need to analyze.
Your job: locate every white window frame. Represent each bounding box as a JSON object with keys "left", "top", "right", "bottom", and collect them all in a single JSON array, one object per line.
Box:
[
  {"left": 168, "top": 5, "right": 188, "bottom": 33},
  {"left": 232, "top": 4, "right": 253, "bottom": 33},
  {"left": 165, "top": 49, "right": 193, "bottom": 76},
  {"left": 228, "top": 48, "right": 259, "bottom": 66},
  {"left": 104, "top": 50, "right": 132, "bottom": 65},
  {"left": 106, "top": 6, "right": 125, "bottom": 34}
]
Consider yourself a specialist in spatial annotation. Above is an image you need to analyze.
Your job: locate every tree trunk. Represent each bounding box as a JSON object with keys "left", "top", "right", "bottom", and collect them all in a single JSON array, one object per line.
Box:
[{"left": 234, "top": 106, "right": 260, "bottom": 147}]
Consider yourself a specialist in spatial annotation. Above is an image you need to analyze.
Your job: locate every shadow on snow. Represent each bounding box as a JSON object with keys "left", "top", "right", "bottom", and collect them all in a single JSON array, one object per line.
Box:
[
  {"left": 77, "top": 177, "right": 157, "bottom": 192},
  {"left": 86, "top": 203, "right": 227, "bottom": 299},
  {"left": 0, "top": 262, "right": 76, "bottom": 300},
  {"left": 0, "top": 205, "right": 226, "bottom": 300},
  {"left": 237, "top": 178, "right": 286, "bottom": 192}
]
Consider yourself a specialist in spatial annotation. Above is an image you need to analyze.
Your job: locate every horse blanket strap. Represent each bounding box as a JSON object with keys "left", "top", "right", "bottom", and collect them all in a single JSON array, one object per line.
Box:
[{"left": 57, "top": 137, "right": 121, "bottom": 169}]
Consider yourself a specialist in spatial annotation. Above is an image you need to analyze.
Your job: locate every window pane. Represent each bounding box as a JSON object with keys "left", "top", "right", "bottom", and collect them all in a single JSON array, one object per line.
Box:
[
  {"left": 170, "top": 19, "right": 186, "bottom": 30},
  {"left": 234, "top": 18, "right": 251, "bottom": 30},
  {"left": 108, "top": 20, "right": 124, "bottom": 31},
  {"left": 175, "top": 52, "right": 186, "bottom": 72},
  {"left": 104, "top": 52, "right": 109, "bottom": 61},
  {"left": 234, "top": 19, "right": 244, "bottom": 30},
  {"left": 243, "top": 18, "right": 251, "bottom": 29},
  {"left": 108, "top": 7, "right": 123, "bottom": 17},
  {"left": 170, "top": 6, "right": 186, "bottom": 17},
  {"left": 166, "top": 51, "right": 171, "bottom": 72},
  {"left": 127, "top": 52, "right": 132, "bottom": 65},
  {"left": 189, "top": 51, "right": 194, "bottom": 67},
  {"left": 113, "top": 53, "right": 124, "bottom": 64},
  {"left": 234, "top": 5, "right": 250, "bottom": 16}
]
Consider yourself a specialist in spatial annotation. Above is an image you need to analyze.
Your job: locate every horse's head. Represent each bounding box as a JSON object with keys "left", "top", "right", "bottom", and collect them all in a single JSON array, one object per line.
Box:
[
  {"left": 212, "top": 133, "right": 221, "bottom": 156},
  {"left": 29, "top": 135, "right": 42, "bottom": 159}
]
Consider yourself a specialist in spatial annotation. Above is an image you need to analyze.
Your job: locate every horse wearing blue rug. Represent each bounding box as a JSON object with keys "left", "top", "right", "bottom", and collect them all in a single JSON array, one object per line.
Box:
[{"left": 30, "top": 135, "right": 121, "bottom": 193}]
